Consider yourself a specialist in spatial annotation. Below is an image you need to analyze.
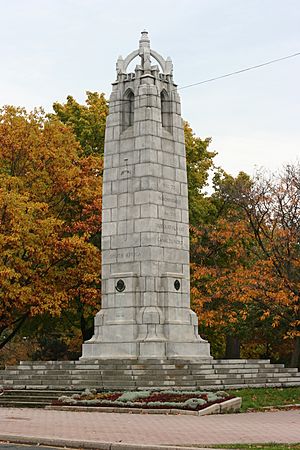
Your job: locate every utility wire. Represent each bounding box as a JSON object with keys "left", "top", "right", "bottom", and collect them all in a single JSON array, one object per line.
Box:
[
  {"left": 178, "top": 51, "right": 300, "bottom": 91},
  {"left": 107, "top": 51, "right": 300, "bottom": 108}
]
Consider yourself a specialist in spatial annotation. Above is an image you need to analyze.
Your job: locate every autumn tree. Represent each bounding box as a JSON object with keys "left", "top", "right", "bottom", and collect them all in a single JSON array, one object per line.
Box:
[
  {"left": 51, "top": 92, "right": 108, "bottom": 156},
  {"left": 184, "top": 122, "right": 216, "bottom": 226},
  {"left": 189, "top": 172, "right": 259, "bottom": 358},
  {"left": 218, "top": 165, "right": 300, "bottom": 367},
  {"left": 189, "top": 170, "right": 294, "bottom": 362},
  {"left": 0, "top": 92, "right": 222, "bottom": 360},
  {"left": 0, "top": 106, "right": 102, "bottom": 351}
]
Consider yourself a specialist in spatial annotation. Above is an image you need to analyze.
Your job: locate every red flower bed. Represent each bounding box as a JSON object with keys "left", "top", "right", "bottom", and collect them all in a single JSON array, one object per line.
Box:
[{"left": 53, "top": 390, "right": 235, "bottom": 412}]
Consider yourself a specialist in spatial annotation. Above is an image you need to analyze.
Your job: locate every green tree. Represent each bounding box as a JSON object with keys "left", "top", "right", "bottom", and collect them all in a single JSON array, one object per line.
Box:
[
  {"left": 52, "top": 92, "right": 108, "bottom": 156},
  {"left": 184, "top": 122, "right": 216, "bottom": 226}
]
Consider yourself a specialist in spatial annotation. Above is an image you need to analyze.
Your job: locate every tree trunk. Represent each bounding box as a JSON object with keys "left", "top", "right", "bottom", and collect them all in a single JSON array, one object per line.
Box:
[
  {"left": 225, "top": 335, "right": 240, "bottom": 359},
  {"left": 289, "top": 336, "right": 300, "bottom": 368},
  {"left": 0, "top": 314, "right": 28, "bottom": 350},
  {"left": 80, "top": 314, "right": 94, "bottom": 342}
]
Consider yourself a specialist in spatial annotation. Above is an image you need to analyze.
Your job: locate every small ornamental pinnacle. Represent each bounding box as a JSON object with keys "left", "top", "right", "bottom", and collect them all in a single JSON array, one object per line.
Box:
[{"left": 81, "top": 32, "right": 211, "bottom": 359}]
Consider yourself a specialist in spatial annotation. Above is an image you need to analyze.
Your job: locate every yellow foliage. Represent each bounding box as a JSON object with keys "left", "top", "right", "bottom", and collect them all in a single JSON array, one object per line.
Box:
[{"left": 0, "top": 106, "right": 102, "bottom": 344}]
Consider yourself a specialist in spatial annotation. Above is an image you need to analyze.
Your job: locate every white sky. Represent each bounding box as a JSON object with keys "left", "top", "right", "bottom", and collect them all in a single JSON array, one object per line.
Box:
[{"left": 0, "top": 0, "right": 299, "bottom": 177}]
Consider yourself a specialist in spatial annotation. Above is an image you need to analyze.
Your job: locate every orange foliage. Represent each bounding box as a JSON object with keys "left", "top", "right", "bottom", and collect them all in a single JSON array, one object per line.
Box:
[
  {"left": 0, "top": 106, "right": 102, "bottom": 347},
  {"left": 190, "top": 207, "right": 299, "bottom": 343}
]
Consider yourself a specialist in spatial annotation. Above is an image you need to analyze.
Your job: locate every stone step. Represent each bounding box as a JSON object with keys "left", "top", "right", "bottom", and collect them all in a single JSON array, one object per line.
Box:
[
  {"left": 74, "top": 380, "right": 135, "bottom": 386},
  {"left": 214, "top": 359, "right": 271, "bottom": 364},
  {"left": 212, "top": 363, "right": 275, "bottom": 370},
  {"left": 12, "top": 363, "right": 292, "bottom": 374},
  {"left": 25, "top": 374, "right": 127, "bottom": 381},
  {"left": 15, "top": 364, "right": 76, "bottom": 370},
  {"left": 282, "top": 381, "right": 300, "bottom": 386},
  {"left": 193, "top": 373, "right": 236, "bottom": 380},
  {"left": 195, "top": 380, "right": 223, "bottom": 387},
  {"left": 2, "top": 369, "right": 196, "bottom": 378},
  {"left": 127, "top": 373, "right": 193, "bottom": 379},
  {"left": 80, "top": 359, "right": 212, "bottom": 365},
  {"left": 102, "top": 369, "right": 190, "bottom": 375},
  {"left": 16, "top": 359, "right": 212, "bottom": 367},
  {"left": 0, "top": 392, "right": 54, "bottom": 398},
  {"left": 3, "top": 380, "right": 73, "bottom": 386},
  {"left": 8, "top": 369, "right": 255, "bottom": 378},
  {"left": 2, "top": 370, "right": 198, "bottom": 378},
  {"left": 0, "top": 396, "right": 57, "bottom": 402},
  {"left": 2, "top": 389, "right": 81, "bottom": 396},
  {"left": 11, "top": 364, "right": 192, "bottom": 372},
  {"left": 0, "top": 400, "right": 47, "bottom": 407},
  {"left": 263, "top": 372, "right": 300, "bottom": 378},
  {"left": 1, "top": 358, "right": 299, "bottom": 393},
  {"left": 213, "top": 368, "right": 260, "bottom": 374},
  {"left": 0, "top": 389, "right": 80, "bottom": 408}
]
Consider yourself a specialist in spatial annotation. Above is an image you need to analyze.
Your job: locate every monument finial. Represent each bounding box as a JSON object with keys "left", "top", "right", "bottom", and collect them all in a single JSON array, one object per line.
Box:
[
  {"left": 140, "top": 30, "right": 150, "bottom": 44},
  {"left": 139, "top": 30, "right": 151, "bottom": 71}
]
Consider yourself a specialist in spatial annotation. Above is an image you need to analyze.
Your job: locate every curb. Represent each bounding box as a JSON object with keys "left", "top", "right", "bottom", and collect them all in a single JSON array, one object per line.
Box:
[
  {"left": 0, "top": 434, "right": 213, "bottom": 450},
  {"left": 247, "top": 403, "right": 300, "bottom": 412},
  {"left": 46, "top": 397, "right": 242, "bottom": 416}
]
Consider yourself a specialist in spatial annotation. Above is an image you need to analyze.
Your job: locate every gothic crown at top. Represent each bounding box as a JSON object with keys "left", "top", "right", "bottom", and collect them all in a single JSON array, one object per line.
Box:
[{"left": 116, "top": 31, "right": 174, "bottom": 80}]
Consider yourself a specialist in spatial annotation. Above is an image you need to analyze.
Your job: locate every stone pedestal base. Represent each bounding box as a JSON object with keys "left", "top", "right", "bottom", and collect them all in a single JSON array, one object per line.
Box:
[{"left": 81, "top": 338, "right": 210, "bottom": 360}]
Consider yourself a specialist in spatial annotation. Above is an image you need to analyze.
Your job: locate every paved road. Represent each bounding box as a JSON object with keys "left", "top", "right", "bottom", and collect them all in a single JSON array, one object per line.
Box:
[{"left": 0, "top": 407, "right": 299, "bottom": 448}]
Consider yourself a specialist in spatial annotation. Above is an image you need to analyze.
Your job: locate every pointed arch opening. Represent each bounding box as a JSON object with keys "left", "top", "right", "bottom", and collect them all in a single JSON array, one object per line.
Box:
[
  {"left": 123, "top": 89, "right": 134, "bottom": 130},
  {"left": 161, "top": 90, "right": 172, "bottom": 133}
]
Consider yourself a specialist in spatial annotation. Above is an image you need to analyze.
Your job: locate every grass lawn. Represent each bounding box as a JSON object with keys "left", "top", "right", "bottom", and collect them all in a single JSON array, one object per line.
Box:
[{"left": 229, "top": 387, "right": 300, "bottom": 412}]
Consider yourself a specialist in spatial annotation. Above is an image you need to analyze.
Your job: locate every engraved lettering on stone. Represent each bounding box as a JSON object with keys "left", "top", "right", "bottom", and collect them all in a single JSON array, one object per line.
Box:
[
  {"left": 163, "top": 193, "right": 176, "bottom": 205},
  {"left": 117, "top": 251, "right": 134, "bottom": 261},
  {"left": 159, "top": 234, "right": 182, "bottom": 247},
  {"left": 164, "top": 224, "right": 176, "bottom": 233}
]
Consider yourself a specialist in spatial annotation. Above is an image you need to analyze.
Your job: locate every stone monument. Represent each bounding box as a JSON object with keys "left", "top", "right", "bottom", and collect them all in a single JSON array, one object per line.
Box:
[
  {"left": 1, "top": 33, "right": 300, "bottom": 400},
  {"left": 82, "top": 31, "right": 211, "bottom": 360}
]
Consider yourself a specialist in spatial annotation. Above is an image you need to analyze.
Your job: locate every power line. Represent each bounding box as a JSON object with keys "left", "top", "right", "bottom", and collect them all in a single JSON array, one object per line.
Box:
[
  {"left": 178, "top": 51, "right": 300, "bottom": 91},
  {"left": 107, "top": 51, "right": 300, "bottom": 109}
]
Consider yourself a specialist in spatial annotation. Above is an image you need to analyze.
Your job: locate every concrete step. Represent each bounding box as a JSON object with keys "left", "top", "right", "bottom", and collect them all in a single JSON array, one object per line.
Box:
[
  {"left": 0, "top": 388, "right": 82, "bottom": 408},
  {"left": 1, "top": 358, "right": 299, "bottom": 392},
  {"left": 0, "top": 400, "right": 47, "bottom": 408},
  {"left": 1, "top": 396, "right": 57, "bottom": 403},
  {"left": 2, "top": 389, "right": 81, "bottom": 396},
  {"left": 195, "top": 380, "right": 223, "bottom": 387},
  {"left": 214, "top": 359, "right": 271, "bottom": 364}
]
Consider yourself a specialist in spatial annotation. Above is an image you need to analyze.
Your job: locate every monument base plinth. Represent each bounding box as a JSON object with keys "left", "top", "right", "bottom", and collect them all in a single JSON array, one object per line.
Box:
[{"left": 81, "top": 338, "right": 211, "bottom": 360}]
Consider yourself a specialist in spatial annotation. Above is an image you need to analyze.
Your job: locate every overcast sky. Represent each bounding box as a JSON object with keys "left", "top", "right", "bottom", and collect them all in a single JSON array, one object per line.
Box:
[{"left": 0, "top": 0, "right": 299, "bottom": 177}]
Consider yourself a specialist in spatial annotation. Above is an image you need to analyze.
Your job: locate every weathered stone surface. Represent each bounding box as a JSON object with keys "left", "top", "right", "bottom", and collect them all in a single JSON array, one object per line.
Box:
[
  {"left": 1, "top": 358, "right": 300, "bottom": 392},
  {"left": 81, "top": 31, "right": 210, "bottom": 360}
]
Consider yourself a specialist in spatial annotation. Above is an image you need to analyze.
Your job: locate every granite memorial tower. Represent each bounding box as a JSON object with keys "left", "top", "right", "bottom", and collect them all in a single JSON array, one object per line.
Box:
[{"left": 82, "top": 31, "right": 211, "bottom": 359}]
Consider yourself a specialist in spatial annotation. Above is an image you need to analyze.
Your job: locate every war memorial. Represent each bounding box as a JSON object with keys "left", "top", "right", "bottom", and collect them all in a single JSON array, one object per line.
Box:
[
  {"left": 0, "top": 33, "right": 299, "bottom": 400},
  {"left": 81, "top": 30, "right": 210, "bottom": 361}
]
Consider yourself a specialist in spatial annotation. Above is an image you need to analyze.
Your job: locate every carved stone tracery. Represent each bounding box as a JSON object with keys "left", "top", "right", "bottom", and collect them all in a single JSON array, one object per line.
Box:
[{"left": 116, "top": 31, "right": 173, "bottom": 77}]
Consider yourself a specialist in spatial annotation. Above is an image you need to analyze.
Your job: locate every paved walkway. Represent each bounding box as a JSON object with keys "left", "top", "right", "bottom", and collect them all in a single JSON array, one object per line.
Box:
[{"left": 0, "top": 408, "right": 299, "bottom": 449}]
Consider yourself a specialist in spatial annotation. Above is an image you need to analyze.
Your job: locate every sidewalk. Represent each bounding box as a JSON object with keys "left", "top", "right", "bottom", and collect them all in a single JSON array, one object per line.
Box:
[{"left": 0, "top": 407, "right": 299, "bottom": 450}]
